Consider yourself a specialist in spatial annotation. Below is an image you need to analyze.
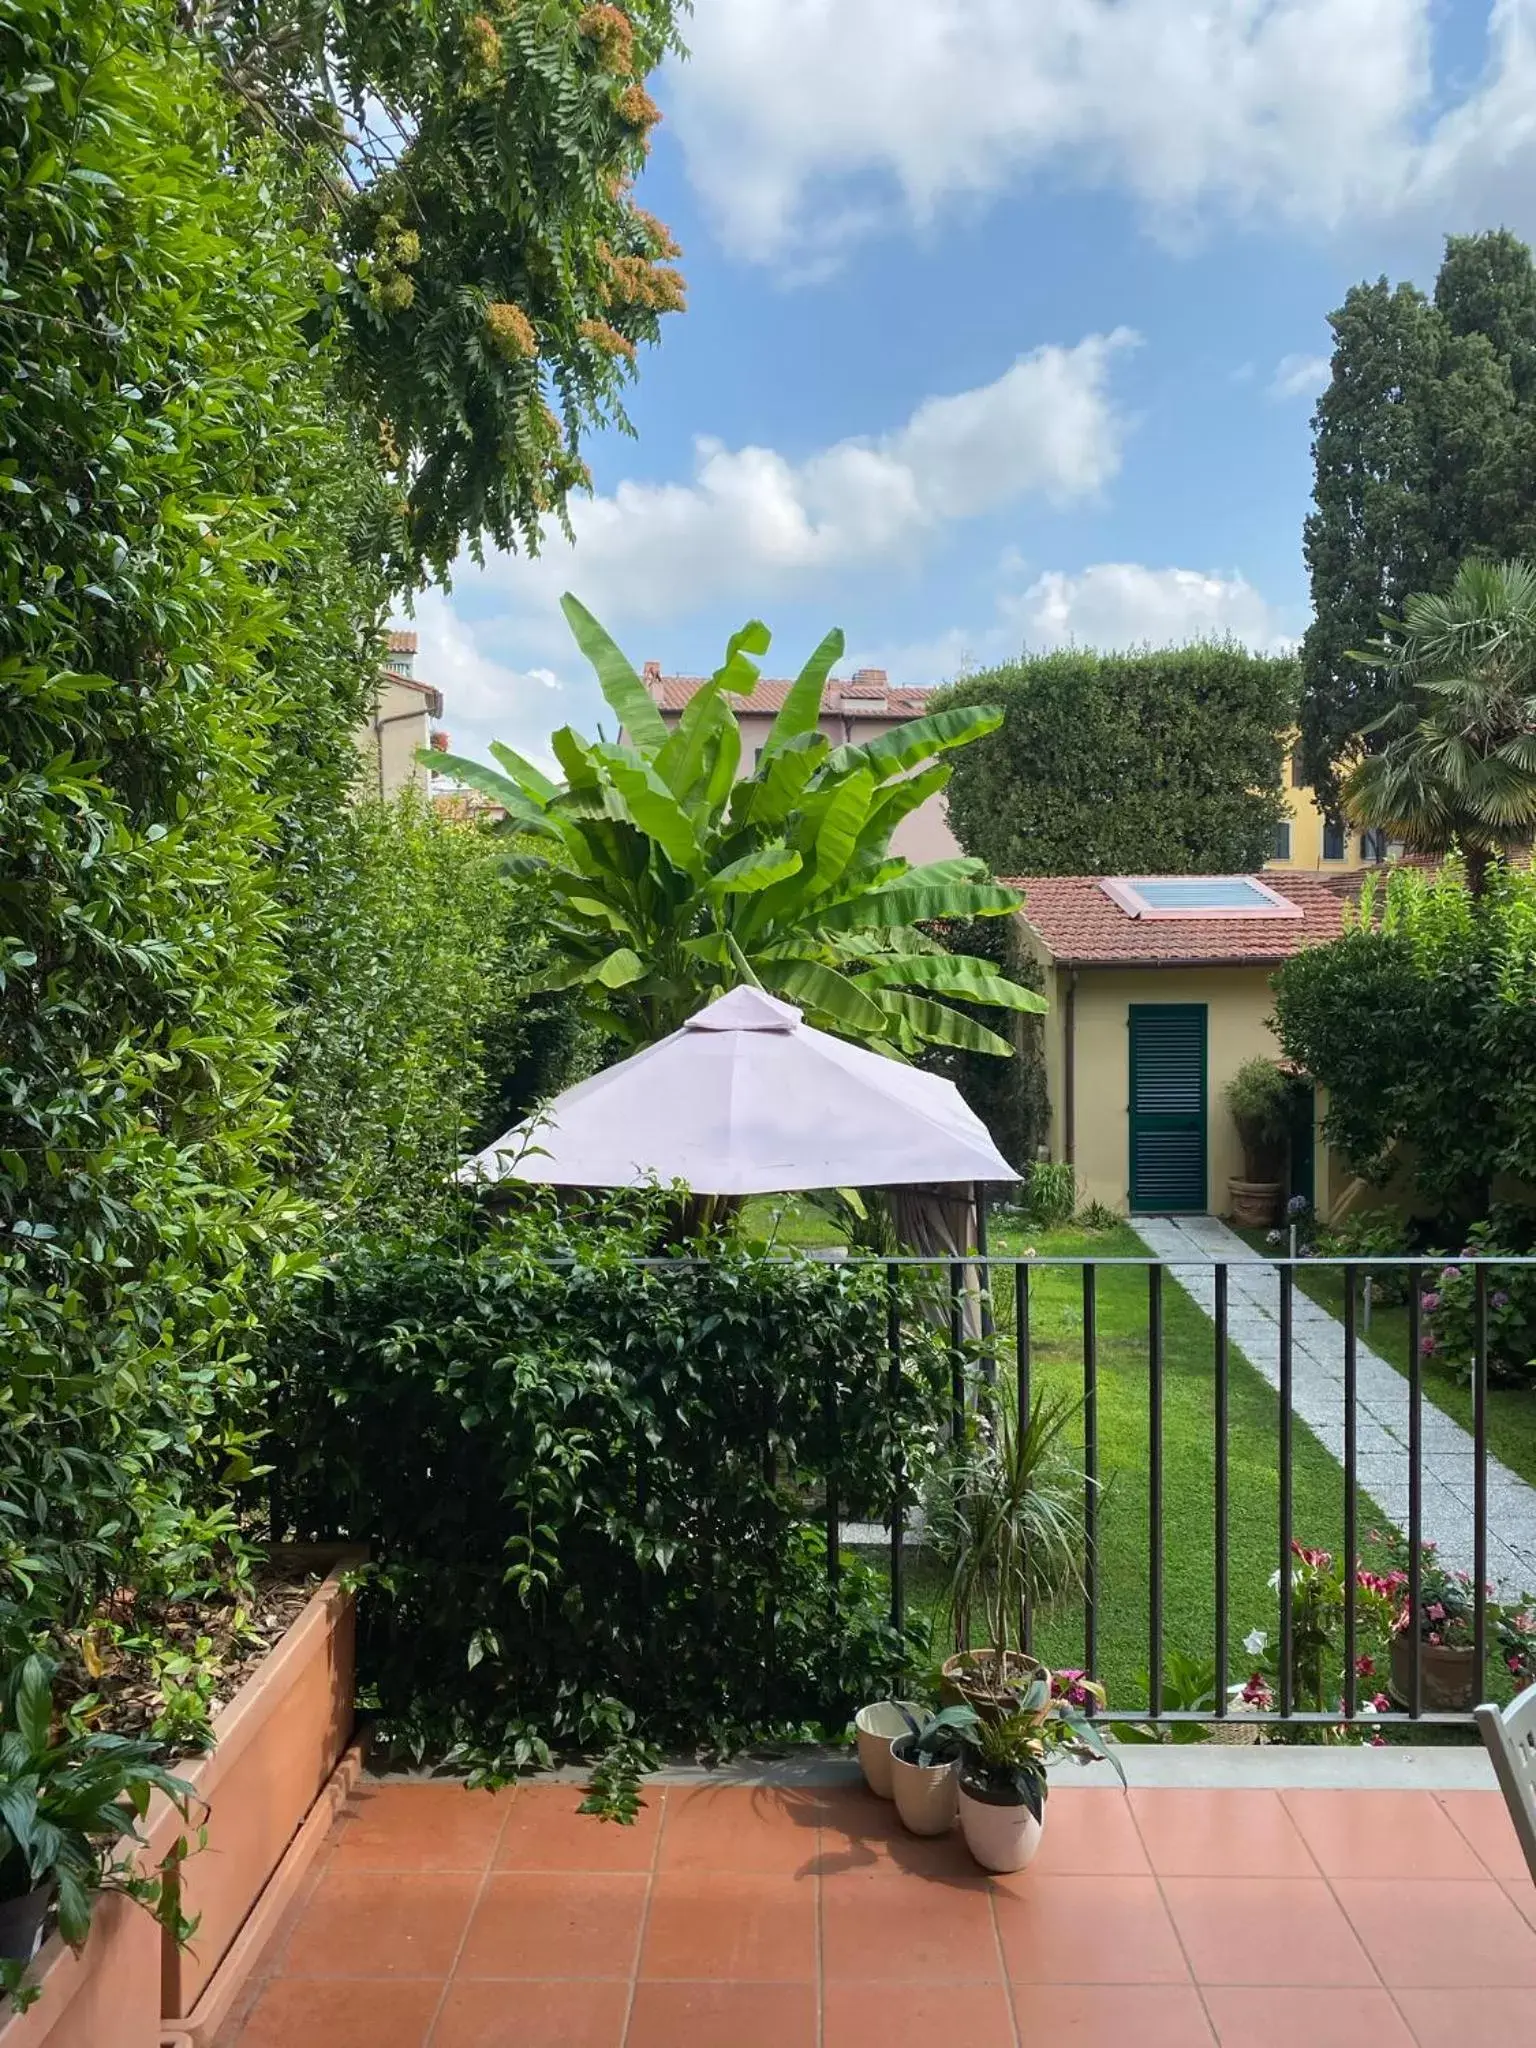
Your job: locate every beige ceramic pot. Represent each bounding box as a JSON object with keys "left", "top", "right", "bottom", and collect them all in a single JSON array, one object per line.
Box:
[
  {"left": 957, "top": 1778, "right": 1045, "bottom": 1873},
  {"left": 888, "top": 1736, "right": 958, "bottom": 1836},
  {"left": 1228, "top": 1179, "right": 1283, "bottom": 1228},
  {"left": 854, "top": 1701, "right": 923, "bottom": 1799}
]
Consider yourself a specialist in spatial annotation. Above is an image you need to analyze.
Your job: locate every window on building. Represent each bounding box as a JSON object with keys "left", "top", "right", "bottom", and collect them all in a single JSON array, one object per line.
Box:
[
  {"left": 1271, "top": 820, "right": 1292, "bottom": 861},
  {"left": 1322, "top": 817, "right": 1347, "bottom": 861},
  {"left": 1360, "top": 827, "right": 1386, "bottom": 862}
]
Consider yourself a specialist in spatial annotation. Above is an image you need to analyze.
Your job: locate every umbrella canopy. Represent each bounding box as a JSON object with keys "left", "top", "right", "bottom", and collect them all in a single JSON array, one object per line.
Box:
[{"left": 460, "top": 985, "right": 1018, "bottom": 1195}]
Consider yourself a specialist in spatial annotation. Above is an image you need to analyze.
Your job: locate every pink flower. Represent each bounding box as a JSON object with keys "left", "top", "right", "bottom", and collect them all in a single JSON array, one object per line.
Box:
[
  {"left": 1290, "top": 1541, "right": 1332, "bottom": 1570},
  {"left": 1355, "top": 1654, "right": 1376, "bottom": 1679},
  {"left": 1420, "top": 1291, "right": 1440, "bottom": 1312},
  {"left": 1371, "top": 1692, "right": 1392, "bottom": 1712},
  {"left": 1239, "top": 1672, "right": 1273, "bottom": 1710},
  {"left": 1442, "top": 1267, "right": 1461, "bottom": 1284},
  {"left": 1370, "top": 1730, "right": 1387, "bottom": 1747},
  {"left": 1428, "top": 1631, "right": 1443, "bottom": 1646},
  {"left": 1050, "top": 1668, "right": 1093, "bottom": 1708},
  {"left": 1427, "top": 1602, "right": 1446, "bottom": 1621},
  {"left": 1420, "top": 1334, "right": 1438, "bottom": 1357}
]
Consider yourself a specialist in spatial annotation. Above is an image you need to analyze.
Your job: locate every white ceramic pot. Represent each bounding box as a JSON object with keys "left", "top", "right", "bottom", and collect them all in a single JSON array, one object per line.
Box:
[
  {"left": 957, "top": 1780, "right": 1045, "bottom": 1872},
  {"left": 854, "top": 1701, "right": 923, "bottom": 1799},
  {"left": 888, "top": 1735, "right": 959, "bottom": 1836}
]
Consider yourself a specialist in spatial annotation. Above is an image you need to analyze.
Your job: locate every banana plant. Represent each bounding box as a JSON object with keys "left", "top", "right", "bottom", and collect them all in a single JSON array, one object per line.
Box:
[{"left": 423, "top": 596, "right": 1046, "bottom": 1055}]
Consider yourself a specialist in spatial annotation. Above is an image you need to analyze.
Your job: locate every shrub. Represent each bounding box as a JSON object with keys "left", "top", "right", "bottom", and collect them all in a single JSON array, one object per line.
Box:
[
  {"left": 1225, "top": 1060, "right": 1291, "bottom": 1180},
  {"left": 1420, "top": 1225, "right": 1536, "bottom": 1388},
  {"left": 270, "top": 1205, "right": 949, "bottom": 1775},
  {"left": 1024, "top": 1162, "right": 1079, "bottom": 1230}
]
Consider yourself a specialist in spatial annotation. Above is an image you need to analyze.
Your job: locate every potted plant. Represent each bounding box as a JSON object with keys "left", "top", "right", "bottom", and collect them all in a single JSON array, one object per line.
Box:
[
  {"left": 1384, "top": 1541, "right": 1483, "bottom": 1711},
  {"left": 887, "top": 1706, "right": 977, "bottom": 1836},
  {"left": 955, "top": 1677, "right": 1123, "bottom": 1873},
  {"left": 924, "top": 1390, "right": 1085, "bottom": 1720},
  {"left": 1225, "top": 1059, "right": 1291, "bottom": 1227},
  {"left": 0, "top": 1656, "right": 196, "bottom": 2017},
  {"left": 853, "top": 1698, "right": 926, "bottom": 1799}
]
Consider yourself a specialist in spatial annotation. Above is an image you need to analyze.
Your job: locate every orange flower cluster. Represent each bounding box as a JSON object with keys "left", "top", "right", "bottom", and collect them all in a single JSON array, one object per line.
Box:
[
  {"left": 616, "top": 83, "right": 661, "bottom": 130},
  {"left": 580, "top": 318, "right": 637, "bottom": 362},
  {"left": 485, "top": 301, "right": 538, "bottom": 361},
  {"left": 465, "top": 13, "right": 503, "bottom": 69},
  {"left": 597, "top": 242, "right": 686, "bottom": 314},
  {"left": 578, "top": 4, "right": 636, "bottom": 74},
  {"left": 634, "top": 208, "right": 681, "bottom": 260}
]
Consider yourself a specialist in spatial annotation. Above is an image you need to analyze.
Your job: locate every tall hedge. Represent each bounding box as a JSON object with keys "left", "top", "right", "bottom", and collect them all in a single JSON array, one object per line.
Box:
[{"left": 935, "top": 645, "right": 1293, "bottom": 877}]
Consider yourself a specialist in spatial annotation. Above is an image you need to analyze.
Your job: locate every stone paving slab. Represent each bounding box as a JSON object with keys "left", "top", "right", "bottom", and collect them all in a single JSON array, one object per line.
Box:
[{"left": 1134, "top": 1214, "right": 1536, "bottom": 1599}]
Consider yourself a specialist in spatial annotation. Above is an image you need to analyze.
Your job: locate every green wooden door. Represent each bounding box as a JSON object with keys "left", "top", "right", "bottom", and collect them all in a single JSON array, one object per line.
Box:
[
  {"left": 1128, "top": 1004, "right": 1208, "bottom": 1213},
  {"left": 1287, "top": 1081, "right": 1316, "bottom": 1210}
]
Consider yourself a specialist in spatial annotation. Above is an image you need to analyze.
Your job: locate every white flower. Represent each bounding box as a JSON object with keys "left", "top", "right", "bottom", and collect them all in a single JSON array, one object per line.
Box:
[
  {"left": 1243, "top": 1627, "right": 1269, "bottom": 1656},
  {"left": 1361, "top": 1697, "right": 1381, "bottom": 1715},
  {"left": 1268, "top": 1569, "right": 1282, "bottom": 1592}
]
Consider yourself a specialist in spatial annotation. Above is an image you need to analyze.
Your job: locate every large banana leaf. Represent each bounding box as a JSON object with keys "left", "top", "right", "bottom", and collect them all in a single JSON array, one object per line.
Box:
[
  {"left": 818, "top": 873, "right": 1021, "bottom": 931},
  {"left": 705, "top": 843, "right": 803, "bottom": 895},
  {"left": 873, "top": 990, "right": 1015, "bottom": 1056},
  {"left": 856, "top": 762, "right": 952, "bottom": 852},
  {"left": 807, "top": 767, "right": 875, "bottom": 890},
  {"left": 419, "top": 750, "right": 555, "bottom": 833},
  {"left": 562, "top": 592, "right": 669, "bottom": 752},
  {"left": 656, "top": 620, "right": 770, "bottom": 796},
  {"left": 851, "top": 952, "right": 1047, "bottom": 1011},
  {"left": 590, "top": 744, "right": 704, "bottom": 876},
  {"left": 844, "top": 704, "right": 1004, "bottom": 782},
  {"left": 756, "top": 955, "right": 887, "bottom": 1036},
  {"left": 760, "top": 627, "right": 844, "bottom": 761},
  {"left": 730, "top": 730, "right": 827, "bottom": 827},
  {"left": 488, "top": 741, "right": 558, "bottom": 806}
]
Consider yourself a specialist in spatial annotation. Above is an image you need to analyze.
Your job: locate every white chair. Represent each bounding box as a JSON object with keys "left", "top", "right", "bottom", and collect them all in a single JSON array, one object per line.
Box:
[{"left": 1476, "top": 1689, "right": 1536, "bottom": 1885}]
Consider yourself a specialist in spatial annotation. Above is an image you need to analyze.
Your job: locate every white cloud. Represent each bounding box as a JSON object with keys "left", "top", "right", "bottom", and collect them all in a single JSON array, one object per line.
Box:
[
  {"left": 461, "top": 332, "right": 1134, "bottom": 633},
  {"left": 1269, "top": 352, "right": 1331, "bottom": 401},
  {"left": 407, "top": 589, "right": 573, "bottom": 775},
  {"left": 1005, "top": 562, "right": 1294, "bottom": 652},
  {"left": 664, "top": 0, "right": 1536, "bottom": 266}
]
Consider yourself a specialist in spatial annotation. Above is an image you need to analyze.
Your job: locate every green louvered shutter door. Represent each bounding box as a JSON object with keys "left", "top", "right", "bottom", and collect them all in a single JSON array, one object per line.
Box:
[{"left": 1128, "top": 1004, "right": 1208, "bottom": 1213}]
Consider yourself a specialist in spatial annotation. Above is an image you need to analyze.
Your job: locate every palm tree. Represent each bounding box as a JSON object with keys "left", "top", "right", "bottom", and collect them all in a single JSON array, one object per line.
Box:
[
  {"left": 1344, "top": 558, "right": 1536, "bottom": 895},
  {"left": 426, "top": 596, "right": 1045, "bottom": 1055}
]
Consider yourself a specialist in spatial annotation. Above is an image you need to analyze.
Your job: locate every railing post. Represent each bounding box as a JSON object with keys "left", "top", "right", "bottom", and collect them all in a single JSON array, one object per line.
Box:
[
  {"left": 1214, "top": 1261, "right": 1229, "bottom": 1718},
  {"left": 1343, "top": 1262, "right": 1358, "bottom": 1720},
  {"left": 1148, "top": 1263, "right": 1164, "bottom": 1719},
  {"left": 1083, "top": 1263, "right": 1098, "bottom": 1682},
  {"left": 887, "top": 1264, "right": 904, "bottom": 1634},
  {"left": 1475, "top": 1263, "right": 1489, "bottom": 1691},
  {"left": 824, "top": 1362, "right": 840, "bottom": 1607},
  {"left": 1017, "top": 1261, "right": 1032, "bottom": 1655},
  {"left": 1407, "top": 1264, "right": 1424, "bottom": 1718},
  {"left": 1278, "top": 1263, "right": 1294, "bottom": 1718},
  {"left": 949, "top": 1259, "right": 965, "bottom": 1441}
]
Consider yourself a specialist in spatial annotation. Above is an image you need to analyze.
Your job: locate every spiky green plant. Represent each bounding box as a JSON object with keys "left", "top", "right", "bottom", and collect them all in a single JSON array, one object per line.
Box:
[{"left": 427, "top": 597, "right": 1046, "bottom": 1055}]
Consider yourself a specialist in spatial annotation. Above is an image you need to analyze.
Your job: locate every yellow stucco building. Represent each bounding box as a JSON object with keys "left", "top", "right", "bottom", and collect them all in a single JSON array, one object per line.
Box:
[
  {"left": 1011, "top": 872, "right": 1368, "bottom": 1218},
  {"left": 1264, "top": 740, "right": 1385, "bottom": 874}
]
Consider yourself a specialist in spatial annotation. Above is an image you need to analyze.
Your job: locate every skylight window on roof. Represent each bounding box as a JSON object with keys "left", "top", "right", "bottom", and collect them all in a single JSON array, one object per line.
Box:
[{"left": 1098, "top": 876, "right": 1303, "bottom": 921}]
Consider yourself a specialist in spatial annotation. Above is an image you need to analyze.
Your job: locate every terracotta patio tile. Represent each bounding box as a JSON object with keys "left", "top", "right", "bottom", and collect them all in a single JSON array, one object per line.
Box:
[
  {"left": 639, "top": 1870, "right": 817, "bottom": 1981},
  {"left": 430, "top": 1979, "right": 629, "bottom": 2047},
  {"left": 822, "top": 1980, "right": 1016, "bottom": 2048},
  {"left": 226, "top": 1977, "right": 441, "bottom": 2048},
  {"left": 1024, "top": 1788, "right": 1151, "bottom": 1875},
  {"left": 1278, "top": 1792, "right": 1486, "bottom": 1882},
  {"left": 821, "top": 1867, "right": 999, "bottom": 1981},
  {"left": 1435, "top": 1791, "right": 1529, "bottom": 1879},
  {"left": 626, "top": 1981, "right": 818, "bottom": 2048},
  {"left": 1160, "top": 1877, "right": 1376, "bottom": 1987},
  {"left": 456, "top": 1872, "right": 647, "bottom": 1979},
  {"left": 657, "top": 1783, "right": 823, "bottom": 1874},
  {"left": 995, "top": 1873, "right": 1189, "bottom": 1984},
  {"left": 1006, "top": 1984, "right": 1214, "bottom": 2046},
  {"left": 1130, "top": 1789, "right": 1317, "bottom": 1878},
  {"left": 814, "top": 1793, "right": 972, "bottom": 1881},
  {"left": 1504, "top": 1878, "right": 1536, "bottom": 1931},
  {"left": 281, "top": 1869, "right": 479, "bottom": 1978},
  {"left": 1393, "top": 1987, "right": 1536, "bottom": 2048},
  {"left": 1332, "top": 1876, "right": 1536, "bottom": 1986},
  {"left": 1202, "top": 1986, "right": 1415, "bottom": 2047},
  {"left": 492, "top": 1784, "right": 661, "bottom": 1873},
  {"left": 327, "top": 1783, "right": 509, "bottom": 1874}
]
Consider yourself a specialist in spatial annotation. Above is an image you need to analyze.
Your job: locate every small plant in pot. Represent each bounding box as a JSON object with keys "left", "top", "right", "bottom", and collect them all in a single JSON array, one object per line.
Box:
[
  {"left": 1225, "top": 1059, "right": 1292, "bottom": 1228},
  {"left": 923, "top": 1389, "right": 1086, "bottom": 1720},
  {"left": 887, "top": 1705, "right": 978, "bottom": 1837},
  {"left": 0, "top": 1653, "right": 198, "bottom": 2014},
  {"left": 853, "top": 1696, "right": 927, "bottom": 1800},
  {"left": 956, "top": 1677, "right": 1124, "bottom": 1874},
  {"left": 1375, "top": 1536, "right": 1484, "bottom": 1711}
]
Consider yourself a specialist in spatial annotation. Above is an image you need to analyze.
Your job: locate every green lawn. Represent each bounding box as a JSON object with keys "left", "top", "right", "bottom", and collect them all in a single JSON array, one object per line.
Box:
[
  {"left": 741, "top": 1199, "right": 1384, "bottom": 1713},
  {"left": 1235, "top": 1230, "right": 1536, "bottom": 1492}
]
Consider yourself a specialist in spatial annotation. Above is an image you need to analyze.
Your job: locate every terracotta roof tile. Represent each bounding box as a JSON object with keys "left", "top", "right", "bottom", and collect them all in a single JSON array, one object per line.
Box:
[
  {"left": 386, "top": 630, "right": 418, "bottom": 654},
  {"left": 1006, "top": 872, "right": 1365, "bottom": 966},
  {"left": 645, "top": 671, "right": 933, "bottom": 718}
]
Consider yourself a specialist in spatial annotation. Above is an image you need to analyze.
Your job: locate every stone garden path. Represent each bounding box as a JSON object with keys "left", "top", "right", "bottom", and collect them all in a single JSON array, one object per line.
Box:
[{"left": 1135, "top": 1213, "right": 1536, "bottom": 1601}]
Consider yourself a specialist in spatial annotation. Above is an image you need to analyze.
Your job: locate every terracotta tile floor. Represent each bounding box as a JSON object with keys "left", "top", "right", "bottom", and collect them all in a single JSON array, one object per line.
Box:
[{"left": 216, "top": 1778, "right": 1536, "bottom": 2048}]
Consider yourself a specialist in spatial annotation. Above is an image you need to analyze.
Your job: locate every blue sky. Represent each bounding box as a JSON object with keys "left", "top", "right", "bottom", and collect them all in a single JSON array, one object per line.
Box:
[{"left": 410, "top": 0, "right": 1536, "bottom": 769}]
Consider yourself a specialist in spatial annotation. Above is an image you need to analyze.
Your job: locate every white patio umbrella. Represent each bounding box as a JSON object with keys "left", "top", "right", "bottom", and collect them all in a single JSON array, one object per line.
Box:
[{"left": 459, "top": 984, "right": 1017, "bottom": 1195}]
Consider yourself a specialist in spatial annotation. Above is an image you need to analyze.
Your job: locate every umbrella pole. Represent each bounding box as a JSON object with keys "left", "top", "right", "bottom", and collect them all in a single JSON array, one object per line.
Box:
[{"left": 975, "top": 1180, "right": 996, "bottom": 1384}]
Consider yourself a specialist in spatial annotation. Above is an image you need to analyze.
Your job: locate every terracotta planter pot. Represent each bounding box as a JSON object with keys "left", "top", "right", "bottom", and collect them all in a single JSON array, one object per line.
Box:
[
  {"left": 0, "top": 1549, "right": 360, "bottom": 2048},
  {"left": 941, "top": 1650, "right": 1050, "bottom": 1724},
  {"left": 1228, "top": 1180, "right": 1283, "bottom": 1228},
  {"left": 854, "top": 1701, "right": 923, "bottom": 1799},
  {"left": 957, "top": 1777, "right": 1045, "bottom": 1873},
  {"left": 888, "top": 1736, "right": 958, "bottom": 1836},
  {"left": 1389, "top": 1633, "right": 1479, "bottom": 1712}
]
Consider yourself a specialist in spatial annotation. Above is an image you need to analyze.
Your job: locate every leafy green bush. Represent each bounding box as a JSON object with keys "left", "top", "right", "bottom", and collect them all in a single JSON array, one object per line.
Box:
[
  {"left": 1421, "top": 1225, "right": 1536, "bottom": 1388},
  {"left": 936, "top": 645, "right": 1292, "bottom": 876},
  {"left": 270, "top": 1206, "right": 947, "bottom": 1774},
  {"left": 1024, "top": 1162, "right": 1079, "bottom": 1230},
  {"left": 1225, "top": 1060, "right": 1291, "bottom": 1179}
]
